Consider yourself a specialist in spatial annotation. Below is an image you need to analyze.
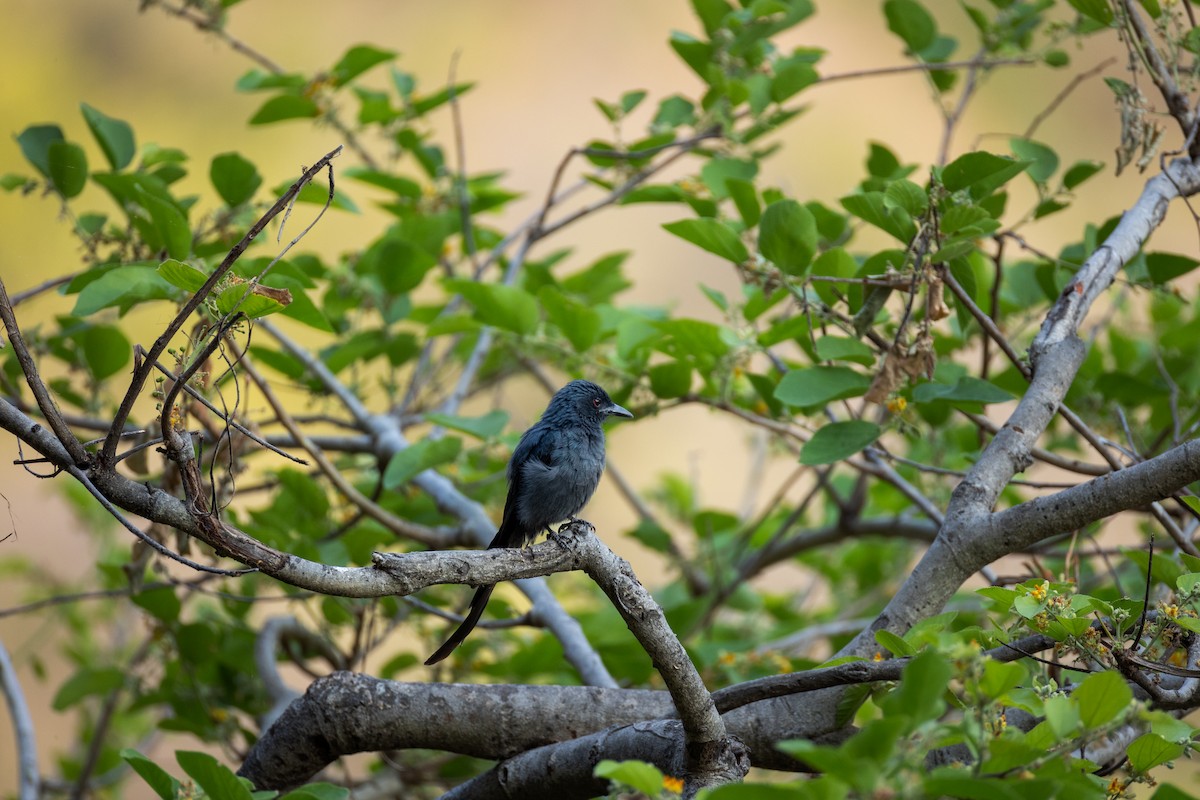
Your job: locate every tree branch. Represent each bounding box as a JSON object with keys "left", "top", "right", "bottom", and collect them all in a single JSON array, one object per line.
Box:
[
  {"left": 0, "top": 637, "right": 38, "bottom": 800},
  {"left": 100, "top": 146, "right": 343, "bottom": 466}
]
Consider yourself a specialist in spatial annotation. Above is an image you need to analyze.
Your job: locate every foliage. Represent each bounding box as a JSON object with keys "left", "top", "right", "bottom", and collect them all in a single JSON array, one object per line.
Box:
[{"left": 5, "top": 0, "right": 1200, "bottom": 797}]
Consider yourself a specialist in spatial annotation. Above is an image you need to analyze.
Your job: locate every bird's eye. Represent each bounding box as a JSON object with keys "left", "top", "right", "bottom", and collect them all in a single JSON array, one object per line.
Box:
[{"left": 593, "top": 397, "right": 601, "bottom": 408}]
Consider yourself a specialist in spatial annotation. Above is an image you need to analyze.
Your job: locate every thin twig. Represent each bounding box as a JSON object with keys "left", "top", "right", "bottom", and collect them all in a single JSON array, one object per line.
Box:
[
  {"left": 9, "top": 273, "right": 77, "bottom": 306},
  {"left": 1120, "top": 0, "right": 1195, "bottom": 139},
  {"left": 257, "top": 317, "right": 372, "bottom": 427},
  {"left": 68, "top": 462, "right": 255, "bottom": 575},
  {"left": 142, "top": 348, "right": 306, "bottom": 465},
  {"left": 233, "top": 344, "right": 450, "bottom": 547},
  {"left": 0, "top": 278, "right": 89, "bottom": 465},
  {"left": 815, "top": 57, "right": 1035, "bottom": 86},
  {"left": 68, "top": 635, "right": 153, "bottom": 800},
  {"left": 151, "top": 0, "right": 379, "bottom": 169},
  {"left": 1024, "top": 58, "right": 1118, "bottom": 140},
  {"left": 938, "top": 49, "right": 987, "bottom": 166},
  {"left": 447, "top": 49, "right": 478, "bottom": 274},
  {"left": 101, "top": 146, "right": 343, "bottom": 466}
]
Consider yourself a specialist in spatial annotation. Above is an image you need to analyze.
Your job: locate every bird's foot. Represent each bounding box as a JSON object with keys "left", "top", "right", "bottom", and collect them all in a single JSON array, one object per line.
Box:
[{"left": 549, "top": 517, "right": 590, "bottom": 548}]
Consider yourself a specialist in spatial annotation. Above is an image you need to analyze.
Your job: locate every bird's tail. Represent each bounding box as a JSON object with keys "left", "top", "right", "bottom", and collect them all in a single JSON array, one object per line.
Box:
[{"left": 424, "top": 583, "right": 496, "bottom": 665}]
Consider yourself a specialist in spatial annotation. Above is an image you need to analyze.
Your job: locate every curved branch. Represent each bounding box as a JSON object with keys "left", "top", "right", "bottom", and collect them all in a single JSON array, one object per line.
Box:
[
  {"left": 0, "top": 277, "right": 89, "bottom": 465},
  {"left": 237, "top": 672, "right": 676, "bottom": 790},
  {"left": 0, "top": 638, "right": 38, "bottom": 800}
]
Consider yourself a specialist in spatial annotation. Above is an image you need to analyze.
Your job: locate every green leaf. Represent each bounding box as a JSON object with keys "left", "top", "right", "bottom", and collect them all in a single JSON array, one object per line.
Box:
[
  {"left": 670, "top": 31, "right": 715, "bottom": 81},
  {"left": 1073, "top": 670, "right": 1132, "bottom": 728},
  {"left": 249, "top": 94, "right": 320, "bottom": 125},
  {"left": 1178, "top": 572, "right": 1200, "bottom": 594},
  {"left": 594, "top": 759, "right": 665, "bottom": 796},
  {"left": 381, "top": 436, "right": 462, "bottom": 489},
  {"left": 81, "top": 103, "right": 136, "bottom": 170},
  {"left": 811, "top": 247, "right": 859, "bottom": 304},
  {"left": 874, "top": 629, "right": 916, "bottom": 657},
  {"left": 839, "top": 192, "right": 916, "bottom": 242},
  {"left": 446, "top": 280, "right": 539, "bottom": 335},
  {"left": 884, "top": 0, "right": 936, "bottom": 53},
  {"left": 176, "top": 751, "right": 254, "bottom": 800},
  {"left": 358, "top": 235, "right": 438, "bottom": 294},
  {"left": 73, "top": 265, "right": 177, "bottom": 316},
  {"left": 913, "top": 376, "right": 1013, "bottom": 406},
  {"left": 121, "top": 750, "right": 181, "bottom": 800},
  {"left": 210, "top": 152, "right": 262, "bottom": 206},
  {"left": 940, "top": 153, "right": 1027, "bottom": 196},
  {"left": 1063, "top": 159, "right": 1104, "bottom": 189},
  {"left": 814, "top": 336, "right": 875, "bottom": 366},
  {"left": 976, "top": 586, "right": 1018, "bottom": 611},
  {"left": 48, "top": 141, "right": 88, "bottom": 198},
  {"left": 425, "top": 410, "right": 509, "bottom": 440},
  {"left": 759, "top": 200, "right": 817, "bottom": 276},
  {"left": 800, "top": 420, "right": 881, "bottom": 465},
  {"left": 701, "top": 158, "right": 758, "bottom": 199},
  {"left": 621, "top": 89, "right": 648, "bottom": 114},
  {"left": 649, "top": 360, "right": 693, "bottom": 398},
  {"left": 53, "top": 667, "right": 125, "bottom": 709},
  {"left": 138, "top": 189, "right": 191, "bottom": 260},
  {"left": 726, "top": 178, "right": 761, "bottom": 227},
  {"left": 278, "top": 784, "right": 352, "bottom": 800},
  {"left": 885, "top": 179, "right": 928, "bottom": 217},
  {"left": 157, "top": 259, "right": 209, "bottom": 293},
  {"left": 132, "top": 585, "right": 181, "bottom": 623},
  {"left": 655, "top": 318, "right": 731, "bottom": 366},
  {"left": 1044, "top": 49, "right": 1070, "bottom": 67},
  {"left": 1150, "top": 786, "right": 1200, "bottom": 800},
  {"left": 273, "top": 282, "right": 326, "bottom": 330},
  {"left": 1146, "top": 253, "right": 1200, "bottom": 285},
  {"left": 1066, "top": 0, "right": 1114, "bottom": 25},
  {"left": 1044, "top": 694, "right": 1081, "bottom": 738},
  {"left": 1128, "top": 733, "right": 1185, "bottom": 773},
  {"left": 16, "top": 124, "right": 65, "bottom": 178},
  {"left": 214, "top": 284, "right": 286, "bottom": 319},
  {"left": 653, "top": 95, "right": 696, "bottom": 129},
  {"left": 1010, "top": 138, "right": 1059, "bottom": 184},
  {"left": 883, "top": 649, "right": 950, "bottom": 725},
  {"left": 1, "top": 173, "right": 32, "bottom": 191},
  {"left": 662, "top": 218, "right": 749, "bottom": 263},
  {"left": 1012, "top": 590, "right": 1051, "bottom": 620},
  {"left": 775, "top": 366, "right": 870, "bottom": 407},
  {"left": 771, "top": 62, "right": 819, "bottom": 102},
  {"left": 540, "top": 286, "right": 602, "bottom": 352},
  {"left": 331, "top": 44, "right": 396, "bottom": 85},
  {"left": 979, "top": 660, "right": 1025, "bottom": 699},
  {"left": 592, "top": 101, "right": 615, "bottom": 126},
  {"left": 79, "top": 324, "right": 130, "bottom": 380}
]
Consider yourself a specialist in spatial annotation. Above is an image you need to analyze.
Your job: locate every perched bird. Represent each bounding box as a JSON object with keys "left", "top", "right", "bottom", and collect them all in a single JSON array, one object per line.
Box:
[{"left": 425, "top": 380, "right": 633, "bottom": 665}]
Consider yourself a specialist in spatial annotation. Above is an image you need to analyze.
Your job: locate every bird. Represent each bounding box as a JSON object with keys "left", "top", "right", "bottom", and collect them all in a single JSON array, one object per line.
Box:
[{"left": 424, "top": 380, "right": 633, "bottom": 665}]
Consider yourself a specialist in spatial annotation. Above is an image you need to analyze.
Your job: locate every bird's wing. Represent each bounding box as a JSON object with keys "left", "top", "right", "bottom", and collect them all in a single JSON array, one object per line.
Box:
[{"left": 490, "top": 423, "right": 555, "bottom": 549}]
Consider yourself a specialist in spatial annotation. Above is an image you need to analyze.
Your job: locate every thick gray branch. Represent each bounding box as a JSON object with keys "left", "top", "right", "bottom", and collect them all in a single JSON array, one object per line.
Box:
[{"left": 237, "top": 673, "right": 676, "bottom": 790}]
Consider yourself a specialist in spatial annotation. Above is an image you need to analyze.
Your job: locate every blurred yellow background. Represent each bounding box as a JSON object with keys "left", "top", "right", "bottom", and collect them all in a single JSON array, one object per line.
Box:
[{"left": 0, "top": 0, "right": 1189, "bottom": 793}]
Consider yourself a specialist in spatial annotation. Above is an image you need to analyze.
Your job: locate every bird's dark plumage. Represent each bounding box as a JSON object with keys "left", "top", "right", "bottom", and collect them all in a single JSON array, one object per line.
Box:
[{"left": 425, "top": 380, "right": 632, "bottom": 665}]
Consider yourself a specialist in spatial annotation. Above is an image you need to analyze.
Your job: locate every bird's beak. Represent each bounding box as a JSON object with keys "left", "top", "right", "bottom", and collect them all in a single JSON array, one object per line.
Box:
[{"left": 607, "top": 403, "right": 633, "bottom": 419}]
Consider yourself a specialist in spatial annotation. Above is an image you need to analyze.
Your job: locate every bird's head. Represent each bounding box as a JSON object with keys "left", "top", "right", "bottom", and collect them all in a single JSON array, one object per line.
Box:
[{"left": 552, "top": 380, "right": 634, "bottom": 425}]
